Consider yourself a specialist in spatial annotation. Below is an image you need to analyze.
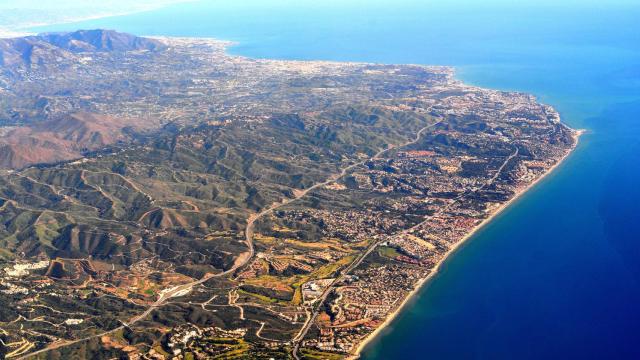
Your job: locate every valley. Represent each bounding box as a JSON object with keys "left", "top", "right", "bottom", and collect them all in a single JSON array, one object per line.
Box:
[{"left": 0, "top": 30, "right": 577, "bottom": 359}]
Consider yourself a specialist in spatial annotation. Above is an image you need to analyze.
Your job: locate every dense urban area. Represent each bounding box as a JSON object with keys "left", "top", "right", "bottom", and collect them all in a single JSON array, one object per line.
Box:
[{"left": 0, "top": 30, "right": 578, "bottom": 359}]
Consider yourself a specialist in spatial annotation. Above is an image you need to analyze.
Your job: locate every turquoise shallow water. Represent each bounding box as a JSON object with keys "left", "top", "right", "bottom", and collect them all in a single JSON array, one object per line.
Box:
[{"left": 32, "top": 1, "right": 640, "bottom": 358}]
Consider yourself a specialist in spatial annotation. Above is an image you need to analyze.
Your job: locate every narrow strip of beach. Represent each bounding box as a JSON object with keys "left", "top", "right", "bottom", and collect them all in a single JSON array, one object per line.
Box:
[{"left": 352, "top": 128, "right": 585, "bottom": 359}]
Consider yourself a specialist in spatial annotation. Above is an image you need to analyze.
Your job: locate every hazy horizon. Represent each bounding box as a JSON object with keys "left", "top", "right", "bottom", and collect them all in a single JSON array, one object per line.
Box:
[{"left": 2, "top": 0, "right": 639, "bottom": 36}]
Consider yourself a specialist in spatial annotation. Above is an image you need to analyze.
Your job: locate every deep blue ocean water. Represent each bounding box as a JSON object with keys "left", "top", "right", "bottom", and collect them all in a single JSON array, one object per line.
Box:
[{"left": 32, "top": 1, "right": 640, "bottom": 358}]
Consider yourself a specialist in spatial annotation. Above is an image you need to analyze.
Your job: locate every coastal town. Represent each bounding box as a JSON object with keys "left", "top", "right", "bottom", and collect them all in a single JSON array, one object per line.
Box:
[{"left": 0, "top": 30, "right": 578, "bottom": 359}]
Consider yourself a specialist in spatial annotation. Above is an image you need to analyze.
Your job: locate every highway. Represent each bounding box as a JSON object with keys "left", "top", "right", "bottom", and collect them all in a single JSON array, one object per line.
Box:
[
  {"left": 291, "top": 135, "right": 516, "bottom": 359},
  {"left": 20, "top": 118, "right": 441, "bottom": 359}
]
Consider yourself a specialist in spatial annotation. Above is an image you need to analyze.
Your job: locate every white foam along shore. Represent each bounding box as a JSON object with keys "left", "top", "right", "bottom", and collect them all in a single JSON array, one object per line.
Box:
[
  {"left": 352, "top": 128, "right": 585, "bottom": 358},
  {"left": 0, "top": 24, "right": 585, "bottom": 357}
]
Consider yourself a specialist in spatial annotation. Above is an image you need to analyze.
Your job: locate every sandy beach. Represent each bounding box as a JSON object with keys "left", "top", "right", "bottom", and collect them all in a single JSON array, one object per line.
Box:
[{"left": 352, "top": 128, "right": 585, "bottom": 358}]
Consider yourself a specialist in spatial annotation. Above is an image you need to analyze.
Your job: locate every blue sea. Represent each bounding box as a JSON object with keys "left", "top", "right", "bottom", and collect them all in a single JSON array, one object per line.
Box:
[{"left": 32, "top": 1, "right": 640, "bottom": 358}]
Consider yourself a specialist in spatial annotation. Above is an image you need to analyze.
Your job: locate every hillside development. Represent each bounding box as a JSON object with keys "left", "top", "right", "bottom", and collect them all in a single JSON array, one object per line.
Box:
[{"left": 0, "top": 30, "right": 578, "bottom": 359}]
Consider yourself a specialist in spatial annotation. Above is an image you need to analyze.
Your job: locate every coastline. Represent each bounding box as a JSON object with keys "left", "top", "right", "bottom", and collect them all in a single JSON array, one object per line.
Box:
[
  {"left": 0, "top": 0, "right": 196, "bottom": 39},
  {"left": 1, "top": 28, "right": 591, "bottom": 358},
  {"left": 352, "top": 128, "right": 585, "bottom": 358}
]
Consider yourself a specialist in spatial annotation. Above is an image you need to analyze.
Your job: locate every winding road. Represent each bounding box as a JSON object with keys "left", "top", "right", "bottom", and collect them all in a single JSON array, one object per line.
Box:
[
  {"left": 291, "top": 145, "right": 519, "bottom": 359},
  {"left": 19, "top": 118, "right": 441, "bottom": 359}
]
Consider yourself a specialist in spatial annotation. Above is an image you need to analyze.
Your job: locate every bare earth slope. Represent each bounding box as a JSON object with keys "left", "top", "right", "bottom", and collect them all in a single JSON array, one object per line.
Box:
[
  {"left": 0, "top": 112, "right": 152, "bottom": 168},
  {"left": 0, "top": 30, "right": 578, "bottom": 359}
]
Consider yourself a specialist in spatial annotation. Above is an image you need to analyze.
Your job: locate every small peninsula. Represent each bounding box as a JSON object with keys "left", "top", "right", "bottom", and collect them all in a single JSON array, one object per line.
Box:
[{"left": 0, "top": 30, "right": 579, "bottom": 359}]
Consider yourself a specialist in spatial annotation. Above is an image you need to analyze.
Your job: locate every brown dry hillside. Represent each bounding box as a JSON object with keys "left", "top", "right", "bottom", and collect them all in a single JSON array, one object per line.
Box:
[{"left": 0, "top": 112, "right": 150, "bottom": 169}]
